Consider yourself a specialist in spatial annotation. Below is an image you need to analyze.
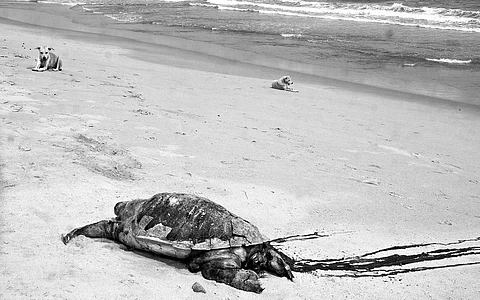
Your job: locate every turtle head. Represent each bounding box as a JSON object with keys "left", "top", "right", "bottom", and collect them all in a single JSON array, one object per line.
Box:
[{"left": 247, "top": 244, "right": 294, "bottom": 280}]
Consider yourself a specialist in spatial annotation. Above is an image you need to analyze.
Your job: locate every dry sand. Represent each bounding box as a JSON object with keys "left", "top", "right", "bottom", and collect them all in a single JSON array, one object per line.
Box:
[{"left": 1, "top": 7, "right": 480, "bottom": 300}]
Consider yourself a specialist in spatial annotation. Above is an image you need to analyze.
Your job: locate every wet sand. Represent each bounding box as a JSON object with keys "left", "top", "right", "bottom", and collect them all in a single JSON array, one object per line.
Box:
[{"left": 1, "top": 3, "right": 480, "bottom": 300}]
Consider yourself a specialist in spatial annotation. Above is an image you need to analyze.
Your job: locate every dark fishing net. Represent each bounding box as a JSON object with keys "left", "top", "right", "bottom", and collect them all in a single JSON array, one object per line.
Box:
[{"left": 272, "top": 233, "right": 480, "bottom": 277}]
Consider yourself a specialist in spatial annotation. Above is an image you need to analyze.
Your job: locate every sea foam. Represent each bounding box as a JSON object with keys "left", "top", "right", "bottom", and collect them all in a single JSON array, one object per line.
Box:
[{"left": 426, "top": 58, "right": 473, "bottom": 64}]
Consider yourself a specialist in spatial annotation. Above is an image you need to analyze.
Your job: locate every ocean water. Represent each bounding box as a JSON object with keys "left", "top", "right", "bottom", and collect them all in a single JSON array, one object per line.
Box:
[{"left": 28, "top": 1, "right": 480, "bottom": 103}]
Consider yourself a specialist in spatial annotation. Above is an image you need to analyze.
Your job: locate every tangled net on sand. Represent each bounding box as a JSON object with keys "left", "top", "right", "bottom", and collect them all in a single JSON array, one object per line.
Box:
[{"left": 272, "top": 233, "right": 480, "bottom": 277}]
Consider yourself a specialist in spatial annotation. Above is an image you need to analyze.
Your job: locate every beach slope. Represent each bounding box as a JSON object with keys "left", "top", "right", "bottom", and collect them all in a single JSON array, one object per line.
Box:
[{"left": 1, "top": 8, "right": 480, "bottom": 300}]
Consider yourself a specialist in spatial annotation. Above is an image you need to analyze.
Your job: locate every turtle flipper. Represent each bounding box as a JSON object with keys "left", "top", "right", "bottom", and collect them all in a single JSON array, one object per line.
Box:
[
  {"left": 61, "top": 220, "right": 118, "bottom": 244},
  {"left": 188, "top": 249, "right": 241, "bottom": 272},
  {"left": 202, "top": 267, "right": 263, "bottom": 293},
  {"left": 188, "top": 249, "right": 263, "bottom": 293}
]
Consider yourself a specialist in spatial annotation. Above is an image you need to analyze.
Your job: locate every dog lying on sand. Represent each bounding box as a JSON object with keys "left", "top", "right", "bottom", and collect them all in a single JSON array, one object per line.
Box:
[
  {"left": 33, "top": 46, "right": 63, "bottom": 72},
  {"left": 271, "top": 76, "right": 298, "bottom": 92}
]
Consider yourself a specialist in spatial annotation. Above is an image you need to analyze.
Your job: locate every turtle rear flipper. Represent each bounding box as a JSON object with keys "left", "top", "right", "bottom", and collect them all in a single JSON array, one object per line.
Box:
[{"left": 61, "top": 220, "right": 118, "bottom": 244}]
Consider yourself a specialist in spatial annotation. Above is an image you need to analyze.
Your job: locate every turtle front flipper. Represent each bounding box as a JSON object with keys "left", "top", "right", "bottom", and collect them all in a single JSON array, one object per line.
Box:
[
  {"left": 188, "top": 249, "right": 263, "bottom": 293},
  {"left": 202, "top": 267, "right": 263, "bottom": 293},
  {"left": 61, "top": 220, "right": 118, "bottom": 245}
]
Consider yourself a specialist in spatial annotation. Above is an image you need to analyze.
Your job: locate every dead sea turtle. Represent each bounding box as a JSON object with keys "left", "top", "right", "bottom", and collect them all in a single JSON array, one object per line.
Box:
[{"left": 61, "top": 193, "right": 293, "bottom": 293}]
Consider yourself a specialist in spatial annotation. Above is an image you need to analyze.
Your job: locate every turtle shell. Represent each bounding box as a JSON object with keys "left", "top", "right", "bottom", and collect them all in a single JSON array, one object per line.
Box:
[{"left": 114, "top": 193, "right": 268, "bottom": 259}]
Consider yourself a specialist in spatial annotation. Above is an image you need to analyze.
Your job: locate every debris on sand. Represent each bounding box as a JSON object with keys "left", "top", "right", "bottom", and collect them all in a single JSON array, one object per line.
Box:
[{"left": 192, "top": 282, "right": 206, "bottom": 293}]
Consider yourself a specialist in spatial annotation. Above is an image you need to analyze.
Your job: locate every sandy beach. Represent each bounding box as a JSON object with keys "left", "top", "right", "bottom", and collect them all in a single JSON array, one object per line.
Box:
[{"left": 1, "top": 3, "right": 480, "bottom": 300}]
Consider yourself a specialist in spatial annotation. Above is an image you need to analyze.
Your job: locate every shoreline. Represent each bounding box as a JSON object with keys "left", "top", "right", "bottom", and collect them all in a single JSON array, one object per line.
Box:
[{"left": 1, "top": 2, "right": 480, "bottom": 112}]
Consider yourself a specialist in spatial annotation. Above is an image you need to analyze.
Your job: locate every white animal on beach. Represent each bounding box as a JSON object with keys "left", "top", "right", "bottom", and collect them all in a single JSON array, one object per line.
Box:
[
  {"left": 33, "top": 46, "right": 63, "bottom": 72},
  {"left": 271, "top": 76, "right": 298, "bottom": 92}
]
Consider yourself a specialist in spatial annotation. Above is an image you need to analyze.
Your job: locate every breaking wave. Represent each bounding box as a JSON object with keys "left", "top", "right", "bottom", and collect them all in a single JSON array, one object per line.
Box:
[
  {"left": 38, "top": 0, "right": 480, "bottom": 32},
  {"left": 196, "top": 0, "right": 480, "bottom": 32}
]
